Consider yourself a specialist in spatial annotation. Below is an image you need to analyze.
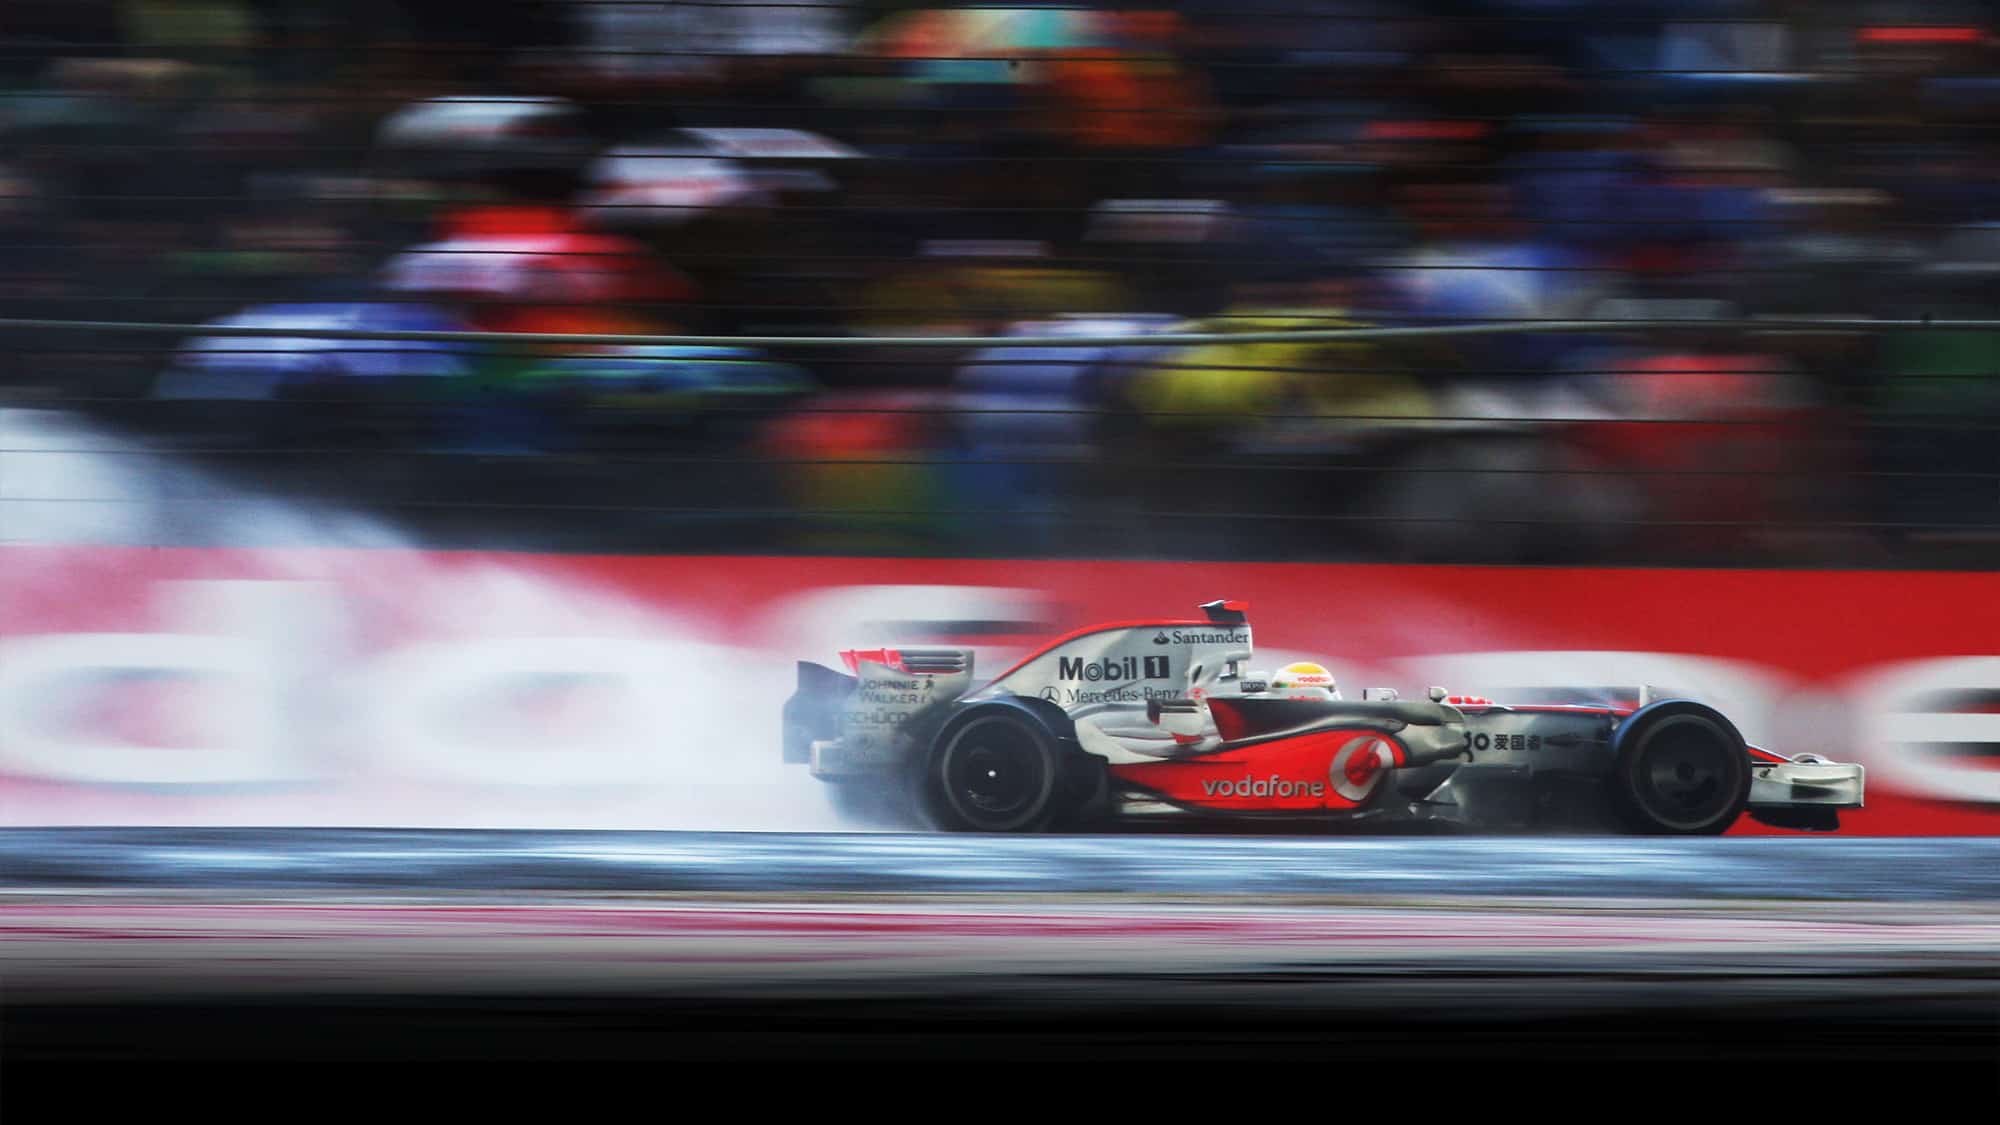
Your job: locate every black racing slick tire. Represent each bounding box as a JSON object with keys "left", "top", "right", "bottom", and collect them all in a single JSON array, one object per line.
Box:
[
  {"left": 1608, "top": 705, "right": 1752, "bottom": 835},
  {"left": 919, "top": 708, "right": 1065, "bottom": 833}
]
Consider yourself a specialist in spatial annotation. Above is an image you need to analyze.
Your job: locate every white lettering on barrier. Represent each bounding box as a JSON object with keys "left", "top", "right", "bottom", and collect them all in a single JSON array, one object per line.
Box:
[
  {"left": 353, "top": 636, "right": 690, "bottom": 787},
  {"left": 1848, "top": 657, "right": 2000, "bottom": 805},
  {"left": 0, "top": 632, "right": 295, "bottom": 785},
  {"left": 0, "top": 579, "right": 749, "bottom": 791},
  {"left": 0, "top": 580, "right": 336, "bottom": 785},
  {"left": 353, "top": 628, "right": 770, "bottom": 789}
]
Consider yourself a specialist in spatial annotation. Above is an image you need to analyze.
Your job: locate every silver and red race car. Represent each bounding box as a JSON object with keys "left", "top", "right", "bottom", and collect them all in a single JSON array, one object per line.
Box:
[{"left": 783, "top": 601, "right": 1865, "bottom": 834}]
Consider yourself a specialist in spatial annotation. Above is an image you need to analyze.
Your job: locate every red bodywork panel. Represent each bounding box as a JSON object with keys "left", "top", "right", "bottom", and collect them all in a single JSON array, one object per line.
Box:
[
  {"left": 1125, "top": 696, "right": 1792, "bottom": 813},
  {"left": 1110, "top": 728, "right": 1409, "bottom": 812}
]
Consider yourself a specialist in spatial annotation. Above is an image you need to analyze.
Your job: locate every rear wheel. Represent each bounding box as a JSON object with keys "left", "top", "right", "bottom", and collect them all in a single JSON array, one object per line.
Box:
[
  {"left": 920, "top": 710, "right": 1065, "bottom": 832},
  {"left": 1609, "top": 708, "right": 1751, "bottom": 835}
]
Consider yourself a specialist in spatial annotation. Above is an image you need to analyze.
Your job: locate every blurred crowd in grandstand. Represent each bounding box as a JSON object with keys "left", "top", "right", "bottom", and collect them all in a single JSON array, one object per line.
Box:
[{"left": 4, "top": 0, "right": 2000, "bottom": 563}]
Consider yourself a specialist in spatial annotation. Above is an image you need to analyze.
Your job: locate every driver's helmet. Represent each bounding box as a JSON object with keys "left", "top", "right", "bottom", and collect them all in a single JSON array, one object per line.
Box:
[{"left": 1271, "top": 661, "right": 1339, "bottom": 699}]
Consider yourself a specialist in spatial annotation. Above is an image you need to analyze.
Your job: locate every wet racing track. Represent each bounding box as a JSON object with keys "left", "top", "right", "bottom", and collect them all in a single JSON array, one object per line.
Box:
[{"left": 3, "top": 830, "right": 1998, "bottom": 1095}]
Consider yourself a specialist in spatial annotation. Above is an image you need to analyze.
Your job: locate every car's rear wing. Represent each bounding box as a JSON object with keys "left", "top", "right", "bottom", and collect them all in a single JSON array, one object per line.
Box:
[{"left": 782, "top": 647, "right": 976, "bottom": 766}]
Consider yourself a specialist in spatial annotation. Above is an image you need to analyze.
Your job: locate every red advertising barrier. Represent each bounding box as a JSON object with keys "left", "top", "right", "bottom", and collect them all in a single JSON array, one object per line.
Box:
[{"left": 3, "top": 546, "right": 1998, "bottom": 833}]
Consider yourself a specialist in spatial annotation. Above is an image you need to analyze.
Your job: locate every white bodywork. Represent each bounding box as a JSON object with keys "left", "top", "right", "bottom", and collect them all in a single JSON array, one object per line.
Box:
[{"left": 1750, "top": 757, "right": 1866, "bottom": 810}]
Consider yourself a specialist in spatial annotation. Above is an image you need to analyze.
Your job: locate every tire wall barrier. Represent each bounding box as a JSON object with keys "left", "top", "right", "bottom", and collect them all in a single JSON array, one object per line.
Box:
[{"left": 3, "top": 546, "right": 1998, "bottom": 834}]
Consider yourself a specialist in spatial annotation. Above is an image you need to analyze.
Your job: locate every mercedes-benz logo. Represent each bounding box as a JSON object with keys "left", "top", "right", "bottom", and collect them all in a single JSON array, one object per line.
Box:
[{"left": 1040, "top": 686, "right": 1063, "bottom": 702}]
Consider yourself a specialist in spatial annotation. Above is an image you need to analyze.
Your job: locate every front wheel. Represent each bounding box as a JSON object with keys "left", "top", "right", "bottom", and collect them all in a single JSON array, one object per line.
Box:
[
  {"left": 1609, "top": 707, "right": 1751, "bottom": 835},
  {"left": 919, "top": 709, "right": 1065, "bottom": 832}
]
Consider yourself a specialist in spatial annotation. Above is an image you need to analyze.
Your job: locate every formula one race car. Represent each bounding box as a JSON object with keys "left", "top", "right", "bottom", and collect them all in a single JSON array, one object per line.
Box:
[{"left": 783, "top": 601, "right": 1865, "bottom": 834}]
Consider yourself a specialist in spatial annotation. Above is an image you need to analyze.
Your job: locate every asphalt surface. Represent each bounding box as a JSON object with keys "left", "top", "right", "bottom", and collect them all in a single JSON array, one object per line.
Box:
[
  {"left": 6, "top": 828, "right": 2000, "bottom": 899},
  {"left": 3, "top": 830, "right": 1997, "bottom": 1087}
]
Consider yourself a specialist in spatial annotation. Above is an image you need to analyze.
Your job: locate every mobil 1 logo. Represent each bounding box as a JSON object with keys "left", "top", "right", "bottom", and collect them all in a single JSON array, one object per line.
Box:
[{"left": 1059, "top": 655, "right": 1171, "bottom": 683}]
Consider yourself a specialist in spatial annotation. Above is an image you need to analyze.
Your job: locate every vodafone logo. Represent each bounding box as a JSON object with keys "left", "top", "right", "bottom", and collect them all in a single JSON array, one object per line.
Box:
[{"left": 1201, "top": 775, "right": 1325, "bottom": 799}]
